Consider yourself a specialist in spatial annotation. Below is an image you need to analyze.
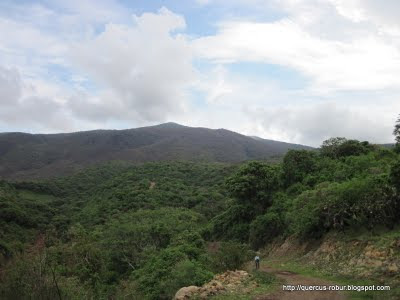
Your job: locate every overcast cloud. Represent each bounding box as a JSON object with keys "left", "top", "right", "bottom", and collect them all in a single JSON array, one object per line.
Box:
[{"left": 0, "top": 0, "right": 399, "bottom": 146}]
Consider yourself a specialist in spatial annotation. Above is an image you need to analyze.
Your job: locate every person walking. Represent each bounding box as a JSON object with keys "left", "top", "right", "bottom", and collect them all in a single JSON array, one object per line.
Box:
[{"left": 254, "top": 255, "right": 260, "bottom": 270}]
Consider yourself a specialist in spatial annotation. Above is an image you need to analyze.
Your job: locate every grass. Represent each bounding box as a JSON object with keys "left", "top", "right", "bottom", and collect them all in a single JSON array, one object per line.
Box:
[
  {"left": 326, "top": 226, "right": 400, "bottom": 250},
  {"left": 265, "top": 258, "right": 400, "bottom": 299}
]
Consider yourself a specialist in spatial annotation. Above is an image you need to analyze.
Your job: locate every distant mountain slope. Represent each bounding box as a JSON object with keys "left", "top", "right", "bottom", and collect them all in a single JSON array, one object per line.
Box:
[
  {"left": 0, "top": 122, "right": 312, "bottom": 180},
  {"left": 248, "top": 136, "right": 314, "bottom": 151}
]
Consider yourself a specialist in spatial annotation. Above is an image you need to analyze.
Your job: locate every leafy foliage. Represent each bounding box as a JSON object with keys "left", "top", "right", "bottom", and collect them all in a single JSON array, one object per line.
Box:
[
  {"left": 289, "top": 176, "right": 398, "bottom": 238},
  {"left": 249, "top": 211, "right": 284, "bottom": 249},
  {"left": 320, "top": 137, "right": 372, "bottom": 159},
  {"left": 0, "top": 162, "right": 235, "bottom": 299},
  {"left": 282, "top": 150, "right": 317, "bottom": 187},
  {"left": 2, "top": 127, "right": 400, "bottom": 299},
  {"left": 209, "top": 241, "right": 252, "bottom": 272},
  {"left": 394, "top": 114, "right": 400, "bottom": 144},
  {"left": 226, "top": 161, "right": 279, "bottom": 209},
  {"left": 211, "top": 135, "right": 400, "bottom": 247}
]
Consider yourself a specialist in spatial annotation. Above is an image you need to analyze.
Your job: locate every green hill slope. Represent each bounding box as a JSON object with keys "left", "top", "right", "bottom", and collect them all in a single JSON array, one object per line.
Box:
[{"left": 0, "top": 123, "right": 312, "bottom": 180}]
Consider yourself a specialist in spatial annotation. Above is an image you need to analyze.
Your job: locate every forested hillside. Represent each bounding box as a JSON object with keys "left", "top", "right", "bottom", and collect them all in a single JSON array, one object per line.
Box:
[
  {"left": 0, "top": 162, "right": 239, "bottom": 299},
  {"left": 0, "top": 123, "right": 311, "bottom": 180},
  {"left": 1, "top": 124, "right": 400, "bottom": 299}
]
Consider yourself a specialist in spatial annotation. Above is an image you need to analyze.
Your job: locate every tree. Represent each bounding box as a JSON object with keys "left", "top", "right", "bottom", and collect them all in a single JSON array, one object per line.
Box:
[
  {"left": 226, "top": 161, "right": 279, "bottom": 210},
  {"left": 282, "top": 150, "right": 317, "bottom": 187},
  {"left": 394, "top": 114, "right": 400, "bottom": 144},
  {"left": 320, "top": 137, "right": 348, "bottom": 158},
  {"left": 321, "top": 138, "right": 370, "bottom": 159},
  {"left": 249, "top": 212, "right": 284, "bottom": 249},
  {"left": 390, "top": 160, "right": 400, "bottom": 191}
]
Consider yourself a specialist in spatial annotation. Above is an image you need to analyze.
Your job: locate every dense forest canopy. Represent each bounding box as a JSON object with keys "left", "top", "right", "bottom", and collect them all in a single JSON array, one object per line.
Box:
[{"left": 1, "top": 117, "right": 400, "bottom": 299}]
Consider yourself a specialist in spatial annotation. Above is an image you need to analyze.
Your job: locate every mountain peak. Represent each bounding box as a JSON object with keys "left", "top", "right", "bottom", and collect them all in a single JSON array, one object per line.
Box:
[
  {"left": 155, "top": 122, "right": 185, "bottom": 129},
  {"left": 0, "top": 123, "right": 312, "bottom": 180}
]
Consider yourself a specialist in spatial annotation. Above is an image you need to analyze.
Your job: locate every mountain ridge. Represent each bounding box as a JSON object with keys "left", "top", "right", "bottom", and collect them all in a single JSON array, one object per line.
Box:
[{"left": 0, "top": 122, "right": 313, "bottom": 180}]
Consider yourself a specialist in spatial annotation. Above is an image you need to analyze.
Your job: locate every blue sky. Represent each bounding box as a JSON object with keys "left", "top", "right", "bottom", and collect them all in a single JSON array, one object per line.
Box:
[{"left": 1, "top": 0, "right": 400, "bottom": 146}]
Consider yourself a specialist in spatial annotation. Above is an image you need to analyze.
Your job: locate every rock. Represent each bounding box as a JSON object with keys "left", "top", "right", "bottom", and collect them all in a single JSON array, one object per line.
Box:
[
  {"left": 369, "top": 259, "right": 383, "bottom": 268},
  {"left": 175, "top": 270, "right": 251, "bottom": 299},
  {"left": 387, "top": 263, "right": 398, "bottom": 273},
  {"left": 237, "top": 270, "right": 249, "bottom": 276},
  {"left": 174, "top": 286, "right": 200, "bottom": 300}
]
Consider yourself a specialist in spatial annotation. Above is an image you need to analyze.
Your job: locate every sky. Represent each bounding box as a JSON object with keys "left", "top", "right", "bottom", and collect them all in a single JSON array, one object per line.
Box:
[{"left": 1, "top": 0, "right": 400, "bottom": 146}]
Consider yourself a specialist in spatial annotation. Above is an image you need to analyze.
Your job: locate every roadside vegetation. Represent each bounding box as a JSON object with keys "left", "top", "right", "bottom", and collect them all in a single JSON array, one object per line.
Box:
[{"left": 1, "top": 117, "right": 400, "bottom": 299}]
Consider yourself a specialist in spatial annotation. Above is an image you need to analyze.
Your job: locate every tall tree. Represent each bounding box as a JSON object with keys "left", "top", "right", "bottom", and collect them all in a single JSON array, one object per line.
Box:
[
  {"left": 320, "top": 137, "right": 347, "bottom": 158},
  {"left": 226, "top": 161, "right": 279, "bottom": 210},
  {"left": 394, "top": 114, "right": 400, "bottom": 144},
  {"left": 282, "top": 150, "right": 317, "bottom": 187}
]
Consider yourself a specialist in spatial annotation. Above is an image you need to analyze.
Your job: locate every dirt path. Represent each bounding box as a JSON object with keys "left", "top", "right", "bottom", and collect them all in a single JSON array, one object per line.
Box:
[{"left": 255, "top": 266, "right": 347, "bottom": 300}]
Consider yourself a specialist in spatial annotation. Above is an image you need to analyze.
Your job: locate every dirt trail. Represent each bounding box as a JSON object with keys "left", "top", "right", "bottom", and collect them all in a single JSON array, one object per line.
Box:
[{"left": 255, "top": 266, "right": 347, "bottom": 300}]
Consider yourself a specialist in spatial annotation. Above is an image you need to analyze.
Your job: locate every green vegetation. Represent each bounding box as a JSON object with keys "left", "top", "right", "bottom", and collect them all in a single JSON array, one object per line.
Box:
[
  {"left": 0, "top": 162, "right": 237, "bottom": 299},
  {"left": 1, "top": 117, "right": 400, "bottom": 299},
  {"left": 209, "top": 270, "right": 279, "bottom": 300},
  {"left": 210, "top": 140, "right": 400, "bottom": 244},
  {"left": 265, "top": 259, "right": 400, "bottom": 299},
  {"left": 0, "top": 123, "right": 311, "bottom": 180}
]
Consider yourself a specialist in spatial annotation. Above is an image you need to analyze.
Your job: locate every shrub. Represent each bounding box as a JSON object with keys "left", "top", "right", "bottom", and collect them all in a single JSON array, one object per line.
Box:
[
  {"left": 134, "top": 247, "right": 212, "bottom": 300},
  {"left": 210, "top": 241, "right": 252, "bottom": 272},
  {"left": 282, "top": 150, "right": 317, "bottom": 187},
  {"left": 209, "top": 204, "right": 255, "bottom": 242},
  {"left": 249, "top": 212, "right": 284, "bottom": 249},
  {"left": 226, "top": 161, "right": 280, "bottom": 209},
  {"left": 289, "top": 176, "right": 399, "bottom": 237},
  {"left": 390, "top": 160, "right": 400, "bottom": 191}
]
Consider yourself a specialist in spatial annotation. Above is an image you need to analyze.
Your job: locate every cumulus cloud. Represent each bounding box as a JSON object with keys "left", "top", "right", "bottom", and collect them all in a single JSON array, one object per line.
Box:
[
  {"left": 245, "top": 101, "right": 399, "bottom": 146},
  {"left": 69, "top": 7, "right": 195, "bottom": 123},
  {"left": 1, "top": 1, "right": 399, "bottom": 146},
  {"left": 0, "top": 5, "right": 196, "bottom": 131},
  {"left": 193, "top": 18, "right": 400, "bottom": 92},
  {"left": 0, "top": 65, "right": 77, "bottom": 132},
  {"left": 0, "top": 66, "right": 22, "bottom": 105},
  {"left": 0, "top": 66, "right": 68, "bottom": 130},
  {"left": 329, "top": 0, "right": 400, "bottom": 27}
]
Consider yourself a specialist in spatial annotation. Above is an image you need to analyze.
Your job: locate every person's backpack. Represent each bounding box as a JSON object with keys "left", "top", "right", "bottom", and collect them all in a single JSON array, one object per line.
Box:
[{"left": 255, "top": 256, "right": 260, "bottom": 261}]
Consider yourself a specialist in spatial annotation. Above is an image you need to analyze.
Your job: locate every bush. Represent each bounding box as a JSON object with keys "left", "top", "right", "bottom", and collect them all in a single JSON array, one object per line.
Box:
[
  {"left": 209, "top": 204, "right": 255, "bottom": 242},
  {"left": 282, "top": 150, "right": 317, "bottom": 187},
  {"left": 289, "top": 176, "right": 399, "bottom": 237},
  {"left": 226, "top": 161, "right": 280, "bottom": 209},
  {"left": 210, "top": 241, "right": 252, "bottom": 272},
  {"left": 249, "top": 212, "right": 284, "bottom": 249},
  {"left": 134, "top": 247, "right": 212, "bottom": 300},
  {"left": 390, "top": 160, "right": 400, "bottom": 191},
  {"left": 0, "top": 252, "right": 64, "bottom": 300},
  {"left": 163, "top": 260, "right": 213, "bottom": 296},
  {"left": 251, "top": 270, "right": 276, "bottom": 284},
  {"left": 320, "top": 138, "right": 371, "bottom": 159}
]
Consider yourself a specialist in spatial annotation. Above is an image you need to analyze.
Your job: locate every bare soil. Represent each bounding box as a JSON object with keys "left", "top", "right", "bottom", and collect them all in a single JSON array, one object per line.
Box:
[{"left": 255, "top": 265, "right": 347, "bottom": 300}]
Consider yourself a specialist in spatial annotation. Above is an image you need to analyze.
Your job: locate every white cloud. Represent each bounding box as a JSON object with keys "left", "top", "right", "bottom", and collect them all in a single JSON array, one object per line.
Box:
[
  {"left": 246, "top": 101, "right": 399, "bottom": 146},
  {"left": 0, "top": 4, "right": 196, "bottom": 130},
  {"left": 193, "top": 18, "right": 400, "bottom": 91},
  {"left": 0, "top": 0, "right": 399, "bottom": 146},
  {"left": 329, "top": 0, "right": 400, "bottom": 27},
  {"left": 0, "top": 66, "right": 22, "bottom": 105},
  {"left": 69, "top": 7, "right": 195, "bottom": 123},
  {"left": 0, "top": 65, "right": 75, "bottom": 132}
]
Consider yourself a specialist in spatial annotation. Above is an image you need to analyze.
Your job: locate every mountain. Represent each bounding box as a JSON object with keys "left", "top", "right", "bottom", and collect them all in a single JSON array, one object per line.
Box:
[
  {"left": 248, "top": 135, "right": 314, "bottom": 151},
  {"left": 0, "top": 122, "right": 312, "bottom": 180},
  {"left": 379, "top": 143, "right": 395, "bottom": 149}
]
